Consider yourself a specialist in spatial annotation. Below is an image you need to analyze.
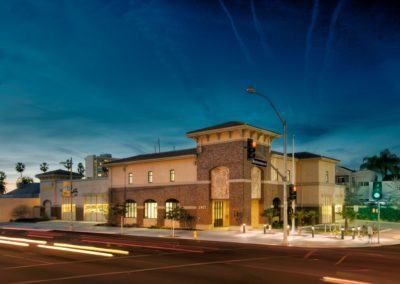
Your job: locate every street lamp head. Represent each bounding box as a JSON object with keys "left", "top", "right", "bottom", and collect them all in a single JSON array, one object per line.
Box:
[{"left": 246, "top": 86, "right": 256, "bottom": 94}]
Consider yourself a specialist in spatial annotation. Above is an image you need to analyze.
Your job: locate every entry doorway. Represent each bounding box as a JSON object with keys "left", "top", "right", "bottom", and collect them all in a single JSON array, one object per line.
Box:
[
  {"left": 212, "top": 200, "right": 229, "bottom": 227},
  {"left": 43, "top": 200, "right": 52, "bottom": 218},
  {"left": 251, "top": 200, "right": 259, "bottom": 228}
]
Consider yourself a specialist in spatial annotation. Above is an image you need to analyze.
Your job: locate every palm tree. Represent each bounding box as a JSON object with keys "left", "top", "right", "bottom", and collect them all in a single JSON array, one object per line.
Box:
[
  {"left": 40, "top": 162, "right": 49, "bottom": 173},
  {"left": 361, "top": 149, "right": 400, "bottom": 180},
  {"left": 77, "top": 162, "right": 85, "bottom": 176},
  {"left": 0, "top": 171, "right": 6, "bottom": 195},
  {"left": 60, "top": 159, "right": 72, "bottom": 171},
  {"left": 15, "top": 163, "right": 25, "bottom": 178}
]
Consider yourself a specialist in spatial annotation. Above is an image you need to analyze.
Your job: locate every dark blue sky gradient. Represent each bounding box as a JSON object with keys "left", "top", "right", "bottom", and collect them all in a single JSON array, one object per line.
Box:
[{"left": 0, "top": 0, "right": 399, "bottom": 188}]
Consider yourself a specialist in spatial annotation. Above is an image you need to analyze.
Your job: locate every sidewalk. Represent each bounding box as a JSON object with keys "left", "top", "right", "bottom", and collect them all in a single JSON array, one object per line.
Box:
[{"left": 1, "top": 221, "right": 400, "bottom": 248}]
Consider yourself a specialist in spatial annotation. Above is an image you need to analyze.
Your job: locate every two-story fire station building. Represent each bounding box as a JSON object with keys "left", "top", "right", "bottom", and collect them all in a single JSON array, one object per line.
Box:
[{"left": 107, "top": 122, "right": 343, "bottom": 230}]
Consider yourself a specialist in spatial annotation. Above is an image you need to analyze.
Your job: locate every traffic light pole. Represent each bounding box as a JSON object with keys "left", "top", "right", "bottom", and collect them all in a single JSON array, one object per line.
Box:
[
  {"left": 245, "top": 86, "right": 288, "bottom": 245},
  {"left": 378, "top": 201, "right": 381, "bottom": 244},
  {"left": 291, "top": 135, "right": 296, "bottom": 235}
]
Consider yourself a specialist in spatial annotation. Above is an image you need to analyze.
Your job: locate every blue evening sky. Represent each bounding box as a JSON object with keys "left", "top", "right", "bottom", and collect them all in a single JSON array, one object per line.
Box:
[{"left": 0, "top": 0, "right": 399, "bottom": 189}]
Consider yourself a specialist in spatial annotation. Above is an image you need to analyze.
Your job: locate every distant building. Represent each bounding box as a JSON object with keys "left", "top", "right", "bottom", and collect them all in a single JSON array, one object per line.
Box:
[
  {"left": 0, "top": 183, "right": 40, "bottom": 222},
  {"left": 36, "top": 169, "right": 108, "bottom": 222},
  {"left": 336, "top": 166, "right": 376, "bottom": 191},
  {"left": 85, "top": 154, "right": 114, "bottom": 179}
]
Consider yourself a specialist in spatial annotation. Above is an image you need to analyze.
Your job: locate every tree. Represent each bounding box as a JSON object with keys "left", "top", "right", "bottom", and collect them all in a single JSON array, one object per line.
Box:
[
  {"left": 165, "top": 206, "right": 188, "bottom": 237},
  {"left": 361, "top": 149, "right": 400, "bottom": 181},
  {"left": 60, "top": 159, "right": 72, "bottom": 171},
  {"left": 15, "top": 162, "right": 25, "bottom": 178},
  {"left": 340, "top": 206, "right": 357, "bottom": 231},
  {"left": 109, "top": 203, "right": 127, "bottom": 233},
  {"left": 77, "top": 162, "right": 85, "bottom": 176},
  {"left": 12, "top": 205, "right": 30, "bottom": 220},
  {"left": 0, "top": 171, "right": 6, "bottom": 195},
  {"left": 40, "top": 162, "right": 49, "bottom": 173},
  {"left": 261, "top": 208, "right": 274, "bottom": 225},
  {"left": 16, "top": 176, "right": 33, "bottom": 188}
]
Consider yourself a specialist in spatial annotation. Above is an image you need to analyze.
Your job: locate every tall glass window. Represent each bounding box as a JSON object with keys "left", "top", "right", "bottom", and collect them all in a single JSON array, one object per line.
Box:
[
  {"left": 144, "top": 200, "right": 157, "bottom": 218},
  {"left": 165, "top": 199, "right": 179, "bottom": 214},
  {"left": 125, "top": 200, "right": 137, "bottom": 218},
  {"left": 148, "top": 171, "right": 153, "bottom": 183},
  {"left": 169, "top": 169, "right": 175, "bottom": 182},
  {"left": 128, "top": 173, "right": 133, "bottom": 184}
]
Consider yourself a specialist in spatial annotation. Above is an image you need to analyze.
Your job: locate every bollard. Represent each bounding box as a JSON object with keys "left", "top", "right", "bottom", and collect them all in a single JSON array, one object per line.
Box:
[
  {"left": 341, "top": 227, "right": 345, "bottom": 240},
  {"left": 193, "top": 230, "right": 198, "bottom": 240},
  {"left": 352, "top": 227, "right": 355, "bottom": 240},
  {"left": 242, "top": 223, "right": 246, "bottom": 234},
  {"left": 357, "top": 226, "right": 361, "bottom": 238},
  {"left": 263, "top": 224, "right": 267, "bottom": 234},
  {"left": 268, "top": 224, "right": 272, "bottom": 232},
  {"left": 311, "top": 226, "right": 315, "bottom": 238}
]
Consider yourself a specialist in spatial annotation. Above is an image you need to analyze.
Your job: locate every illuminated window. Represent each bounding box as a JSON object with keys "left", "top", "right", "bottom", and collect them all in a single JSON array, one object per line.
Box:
[
  {"left": 170, "top": 169, "right": 175, "bottom": 182},
  {"left": 125, "top": 200, "right": 137, "bottom": 218},
  {"left": 128, "top": 173, "right": 133, "bottom": 184},
  {"left": 325, "top": 171, "right": 329, "bottom": 183},
  {"left": 148, "top": 171, "right": 153, "bottom": 183},
  {"left": 144, "top": 200, "right": 157, "bottom": 218},
  {"left": 165, "top": 199, "right": 179, "bottom": 213}
]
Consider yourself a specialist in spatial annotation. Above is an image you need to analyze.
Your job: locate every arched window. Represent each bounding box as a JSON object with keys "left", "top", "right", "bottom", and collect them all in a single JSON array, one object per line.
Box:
[
  {"left": 43, "top": 200, "right": 52, "bottom": 218},
  {"left": 165, "top": 199, "right": 179, "bottom": 214},
  {"left": 125, "top": 200, "right": 137, "bottom": 218},
  {"left": 273, "top": 198, "right": 281, "bottom": 216},
  {"left": 211, "top": 166, "right": 229, "bottom": 199},
  {"left": 144, "top": 199, "right": 157, "bottom": 219}
]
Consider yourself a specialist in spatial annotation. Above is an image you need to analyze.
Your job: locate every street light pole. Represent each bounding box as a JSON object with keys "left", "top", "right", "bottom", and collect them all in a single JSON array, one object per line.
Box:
[{"left": 246, "top": 86, "right": 288, "bottom": 245}]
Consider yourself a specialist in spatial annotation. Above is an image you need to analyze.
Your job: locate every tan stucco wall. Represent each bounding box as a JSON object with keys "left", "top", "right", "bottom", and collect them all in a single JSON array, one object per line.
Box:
[
  {"left": 0, "top": 198, "right": 40, "bottom": 222},
  {"left": 40, "top": 178, "right": 108, "bottom": 207},
  {"left": 109, "top": 156, "right": 197, "bottom": 188},
  {"left": 269, "top": 154, "right": 297, "bottom": 182}
]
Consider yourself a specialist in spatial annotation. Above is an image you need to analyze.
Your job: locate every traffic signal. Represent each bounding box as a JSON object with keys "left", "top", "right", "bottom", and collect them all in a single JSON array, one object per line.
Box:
[
  {"left": 289, "top": 184, "right": 297, "bottom": 200},
  {"left": 247, "top": 138, "right": 257, "bottom": 160},
  {"left": 372, "top": 181, "right": 383, "bottom": 201}
]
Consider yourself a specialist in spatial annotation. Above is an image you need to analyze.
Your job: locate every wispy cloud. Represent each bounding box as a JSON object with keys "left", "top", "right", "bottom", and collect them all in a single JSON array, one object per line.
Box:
[
  {"left": 218, "top": 0, "right": 254, "bottom": 65},
  {"left": 304, "top": 0, "right": 320, "bottom": 93},
  {"left": 250, "top": 0, "right": 270, "bottom": 57}
]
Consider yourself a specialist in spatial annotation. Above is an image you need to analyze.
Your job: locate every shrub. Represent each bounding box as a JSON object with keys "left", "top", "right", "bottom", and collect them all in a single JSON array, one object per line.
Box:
[{"left": 12, "top": 205, "right": 30, "bottom": 219}]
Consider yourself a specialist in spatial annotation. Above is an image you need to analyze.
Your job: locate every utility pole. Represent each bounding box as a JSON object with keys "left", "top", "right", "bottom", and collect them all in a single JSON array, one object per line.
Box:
[
  {"left": 291, "top": 135, "right": 296, "bottom": 235},
  {"left": 69, "top": 157, "right": 73, "bottom": 231}
]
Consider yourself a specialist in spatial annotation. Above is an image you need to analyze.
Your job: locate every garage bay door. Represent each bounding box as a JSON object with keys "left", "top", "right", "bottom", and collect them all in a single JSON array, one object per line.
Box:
[{"left": 83, "top": 194, "right": 108, "bottom": 222}]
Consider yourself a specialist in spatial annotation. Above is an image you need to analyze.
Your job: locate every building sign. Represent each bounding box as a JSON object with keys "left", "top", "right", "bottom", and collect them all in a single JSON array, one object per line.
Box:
[
  {"left": 251, "top": 158, "right": 267, "bottom": 167},
  {"left": 62, "top": 189, "right": 71, "bottom": 197}
]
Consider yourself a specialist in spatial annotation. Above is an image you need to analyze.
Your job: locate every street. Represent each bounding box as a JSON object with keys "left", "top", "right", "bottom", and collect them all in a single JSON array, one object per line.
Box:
[{"left": 0, "top": 230, "right": 399, "bottom": 283}]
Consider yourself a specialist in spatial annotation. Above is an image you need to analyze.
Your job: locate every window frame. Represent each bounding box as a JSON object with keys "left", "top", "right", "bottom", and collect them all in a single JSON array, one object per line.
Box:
[
  {"left": 144, "top": 200, "right": 157, "bottom": 219},
  {"left": 169, "top": 169, "right": 175, "bottom": 182},
  {"left": 128, "top": 172, "right": 133, "bottom": 184},
  {"left": 148, "top": 171, "right": 153, "bottom": 183},
  {"left": 125, "top": 200, "right": 137, "bottom": 218}
]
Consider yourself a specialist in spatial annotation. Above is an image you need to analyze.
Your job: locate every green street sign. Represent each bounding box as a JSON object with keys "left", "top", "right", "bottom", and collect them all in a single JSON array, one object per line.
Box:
[{"left": 372, "top": 181, "right": 383, "bottom": 201}]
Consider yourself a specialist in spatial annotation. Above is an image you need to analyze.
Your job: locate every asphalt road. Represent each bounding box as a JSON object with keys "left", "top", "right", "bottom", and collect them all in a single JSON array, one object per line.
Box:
[{"left": 0, "top": 229, "right": 399, "bottom": 284}]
